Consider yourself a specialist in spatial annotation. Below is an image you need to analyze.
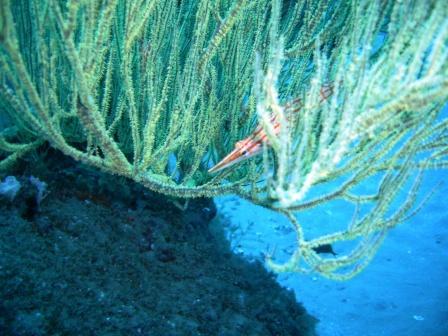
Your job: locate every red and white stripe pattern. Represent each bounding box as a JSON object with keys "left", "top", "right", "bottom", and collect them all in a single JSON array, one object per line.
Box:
[{"left": 208, "top": 84, "right": 333, "bottom": 173}]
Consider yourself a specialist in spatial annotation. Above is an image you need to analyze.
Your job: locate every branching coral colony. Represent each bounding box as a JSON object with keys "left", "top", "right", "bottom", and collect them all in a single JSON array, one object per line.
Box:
[{"left": 1, "top": 0, "right": 447, "bottom": 279}]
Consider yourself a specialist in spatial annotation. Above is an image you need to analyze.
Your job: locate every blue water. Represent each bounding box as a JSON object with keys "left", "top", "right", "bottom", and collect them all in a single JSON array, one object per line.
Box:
[
  {"left": 215, "top": 106, "right": 448, "bottom": 336},
  {"left": 215, "top": 167, "right": 448, "bottom": 335}
]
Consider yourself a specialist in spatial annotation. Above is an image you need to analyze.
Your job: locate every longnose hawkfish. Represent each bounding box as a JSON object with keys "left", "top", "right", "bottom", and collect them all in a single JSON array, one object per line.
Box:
[{"left": 208, "top": 84, "right": 333, "bottom": 174}]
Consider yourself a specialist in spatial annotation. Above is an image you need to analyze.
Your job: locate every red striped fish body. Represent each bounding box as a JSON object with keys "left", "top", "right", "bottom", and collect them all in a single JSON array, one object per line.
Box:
[
  {"left": 208, "top": 84, "right": 333, "bottom": 174},
  {"left": 207, "top": 114, "right": 282, "bottom": 174}
]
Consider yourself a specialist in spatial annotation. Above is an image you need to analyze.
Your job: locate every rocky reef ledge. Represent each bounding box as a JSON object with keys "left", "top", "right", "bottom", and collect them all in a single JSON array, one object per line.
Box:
[{"left": 0, "top": 150, "right": 316, "bottom": 335}]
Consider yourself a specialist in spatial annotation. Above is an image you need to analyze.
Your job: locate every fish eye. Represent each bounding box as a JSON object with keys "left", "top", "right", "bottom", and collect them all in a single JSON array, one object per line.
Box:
[{"left": 241, "top": 149, "right": 248, "bottom": 156}]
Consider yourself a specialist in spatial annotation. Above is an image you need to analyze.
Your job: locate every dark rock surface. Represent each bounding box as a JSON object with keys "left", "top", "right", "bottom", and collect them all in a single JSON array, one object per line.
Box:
[{"left": 0, "top": 151, "right": 317, "bottom": 335}]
